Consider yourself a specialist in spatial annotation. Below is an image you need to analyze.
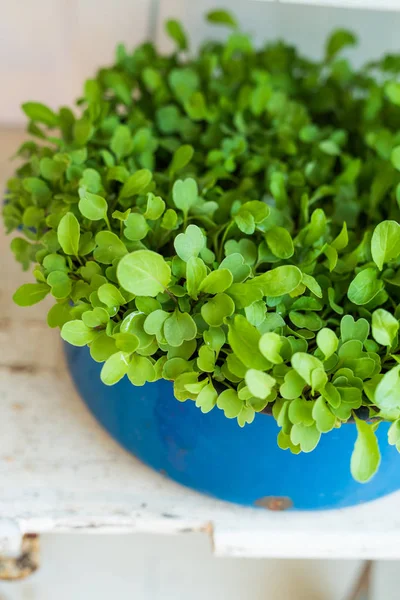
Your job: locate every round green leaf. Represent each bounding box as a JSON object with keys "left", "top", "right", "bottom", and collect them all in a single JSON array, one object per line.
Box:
[
  {"left": 265, "top": 226, "right": 294, "bottom": 259},
  {"left": 199, "top": 269, "right": 233, "bottom": 294},
  {"left": 372, "top": 308, "right": 399, "bottom": 346},
  {"left": 245, "top": 369, "right": 276, "bottom": 400},
  {"left": 61, "top": 320, "right": 97, "bottom": 346},
  {"left": 78, "top": 190, "right": 108, "bottom": 221},
  {"left": 117, "top": 250, "right": 171, "bottom": 296},
  {"left": 100, "top": 351, "right": 130, "bottom": 385},
  {"left": 124, "top": 213, "right": 149, "bottom": 241},
  {"left": 348, "top": 268, "right": 383, "bottom": 305},
  {"left": 201, "top": 293, "right": 235, "bottom": 327},
  {"left": 371, "top": 220, "right": 400, "bottom": 271}
]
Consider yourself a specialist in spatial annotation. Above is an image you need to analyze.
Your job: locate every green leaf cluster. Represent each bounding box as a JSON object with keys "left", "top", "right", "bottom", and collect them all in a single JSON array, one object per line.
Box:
[{"left": 5, "top": 12, "right": 400, "bottom": 483}]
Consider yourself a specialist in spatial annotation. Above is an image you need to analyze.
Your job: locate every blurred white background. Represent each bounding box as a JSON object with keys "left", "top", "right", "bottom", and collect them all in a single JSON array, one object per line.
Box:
[
  {"left": 2, "top": 0, "right": 400, "bottom": 597},
  {"left": 1, "top": 0, "right": 400, "bottom": 123}
]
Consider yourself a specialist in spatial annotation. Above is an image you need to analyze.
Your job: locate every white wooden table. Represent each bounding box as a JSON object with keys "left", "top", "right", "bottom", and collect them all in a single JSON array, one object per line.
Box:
[{"left": 1, "top": 131, "right": 400, "bottom": 561}]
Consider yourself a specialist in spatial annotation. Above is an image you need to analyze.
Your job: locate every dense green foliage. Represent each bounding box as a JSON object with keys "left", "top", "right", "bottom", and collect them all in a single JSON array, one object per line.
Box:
[{"left": 5, "top": 11, "right": 400, "bottom": 481}]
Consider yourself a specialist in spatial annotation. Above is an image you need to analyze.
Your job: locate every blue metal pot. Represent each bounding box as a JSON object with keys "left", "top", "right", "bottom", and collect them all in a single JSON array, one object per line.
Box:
[{"left": 64, "top": 342, "right": 400, "bottom": 510}]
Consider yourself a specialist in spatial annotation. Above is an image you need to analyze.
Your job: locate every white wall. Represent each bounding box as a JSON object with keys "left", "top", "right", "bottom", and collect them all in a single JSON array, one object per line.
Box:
[{"left": 1, "top": 0, "right": 400, "bottom": 124}]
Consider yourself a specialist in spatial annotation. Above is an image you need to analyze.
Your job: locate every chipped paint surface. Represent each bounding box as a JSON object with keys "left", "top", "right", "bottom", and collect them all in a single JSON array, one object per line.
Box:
[
  {"left": 0, "top": 535, "right": 39, "bottom": 580},
  {"left": 2, "top": 131, "right": 400, "bottom": 559}
]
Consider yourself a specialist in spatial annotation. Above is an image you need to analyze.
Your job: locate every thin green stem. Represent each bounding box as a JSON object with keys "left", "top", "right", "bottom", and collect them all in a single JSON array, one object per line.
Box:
[{"left": 218, "top": 220, "right": 234, "bottom": 262}]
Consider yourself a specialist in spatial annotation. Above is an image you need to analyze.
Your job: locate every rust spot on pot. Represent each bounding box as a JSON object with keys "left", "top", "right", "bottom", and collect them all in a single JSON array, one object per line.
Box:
[{"left": 255, "top": 496, "right": 293, "bottom": 511}]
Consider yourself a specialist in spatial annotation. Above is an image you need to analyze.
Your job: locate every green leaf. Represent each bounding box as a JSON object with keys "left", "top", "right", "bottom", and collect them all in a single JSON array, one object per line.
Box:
[
  {"left": 201, "top": 293, "right": 235, "bottom": 327},
  {"left": 226, "top": 282, "right": 262, "bottom": 309},
  {"left": 90, "top": 333, "right": 117, "bottom": 362},
  {"left": 13, "top": 283, "right": 50, "bottom": 306},
  {"left": 23, "top": 177, "right": 51, "bottom": 205},
  {"left": 288, "top": 398, "right": 314, "bottom": 426},
  {"left": 82, "top": 307, "right": 109, "bottom": 328},
  {"left": 203, "top": 327, "right": 226, "bottom": 354},
  {"left": 290, "top": 423, "right": 321, "bottom": 453},
  {"left": 78, "top": 190, "right": 108, "bottom": 221},
  {"left": 186, "top": 256, "right": 207, "bottom": 300},
  {"left": 371, "top": 220, "right": 400, "bottom": 270},
  {"left": 61, "top": 320, "right": 97, "bottom": 346},
  {"left": 22, "top": 102, "right": 58, "bottom": 126},
  {"left": 120, "top": 170, "right": 152, "bottom": 198},
  {"left": 170, "top": 145, "right": 194, "bottom": 173},
  {"left": 144, "top": 194, "right": 165, "bottom": 220},
  {"left": 340, "top": 315, "right": 370, "bottom": 343},
  {"left": 351, "top": 417, "right": 381, "bottom": 483},
  {"left": 249, "top": 266, "right": 303, "bottom": 297},
  {"left": 219, "top": 253, "right": 250, "bottom": 283},
  {"left": 206, "top": 9, "right": 237, "bottom": 28},
  {"left": 291, "top": 353, "right": 326, "bottom": 391},
  {"left": 57, "top": 212, "right": 80, "bottom": 256},
  {"left": 280, "top": 369, "right": 305, "bottom": 400},
  {"left": 40, "top": 157, "right": 66, "bottom": 182},
  {"left": 259, "top": 332, "right": 283, "bottom": 364},
  {"left": 127, "top": 355, "right": 155, "bottom": 386},
  {"left": 174, "top": 224, "right": 205, "bottom": 262},
  {"left": 161, "top": 209, "right": 178, "bottom": 230},
  {"left": 172, "top": 178, "right": 198, "bottom": 216},
  {"left": 265, "top": 226, "right": 294, "bottom": 259},
  {"left": 144, "top": 309, "right": 169, "bottom": 336},
  {"left": 316, "top": 328, "right": 338, "bottom": 359},
  {"left": 98, "top": 283, "right": 126, "bottom": 308},
  {"left": 111, "top": 125, "right": 133, "bottom": 160},
  {"left": 375, "top": 365, "right": 400, "bottom": 411},
  {"left": 199, "top": 269, "right": 233, "bottom": 294},
  {"left": 74, "top": 118, "right": 93, "bottom": 145},
  {"left": 197, "top": 345, "right": 215, "bottom": 372},
  {"left": 245, "top": 369, "right": 276, "bottom": 400},
  {"left": 94, "top": 231, "right": 127, "bottom": 264},
  {"left": 164, "top": 309, "right": 197, "bottom": 347},
  {"left": 117, "top": 250, "right": 171, "bottom": 296},
  {"left": 195, "top": 381, "right": 217, "bottom": 414},
  {"left": 301, "top": 273, "right": 323, "bottom": 298},
  {"left": 165, "top": 19, "right": 188, "bottom": 51},
  {"left": 217, "top": 389, "right": 243, "bottom": 418},
  {"left": 312, "top": 397, "right": 336, "bottom": 433},
  {"left": 348, "top": 268, "right": 383, "bottom": 305},
  {"left": 391, "top": 146, "right": 400, "bottom": 171},
  {"left": 113, "top": 333, "right": 140, "bottom": 353},
  {"left": 228, "top": 315, "right": 270, "bottom": 370},
  {"left": 100, "top": 351, "right": 130, "bottom": 385},
  {"left": 372, "top": 308, "right": 399, "bottom": 346},
  {"left": 47, "top": 271, "right": 72, "bottom": 299},
  {"left": 385, "top": 81, "right": 400, "bottom": 106},
  {"left": 124, "top": 213, "right": 149, "bottom": 241},
  {"left": 388, "top": 420, "right": 400, "bottom": 446},
  {"left": 325, "top": 30, "right": 356, "bottom": 60},
  {"left": 47, "top": 302, "right": 71, "bottom": 329}
]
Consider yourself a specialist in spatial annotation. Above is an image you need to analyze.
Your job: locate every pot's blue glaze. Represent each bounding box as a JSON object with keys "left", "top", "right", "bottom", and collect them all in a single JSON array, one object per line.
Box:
[{"left": 64, "top": 343, "right": 400, "bottom": 510}]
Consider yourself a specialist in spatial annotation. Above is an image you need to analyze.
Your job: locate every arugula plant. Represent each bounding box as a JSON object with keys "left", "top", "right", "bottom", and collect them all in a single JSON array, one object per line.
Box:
[{"left": 4, "top": 11, "right": 400, "bottom": 482}]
